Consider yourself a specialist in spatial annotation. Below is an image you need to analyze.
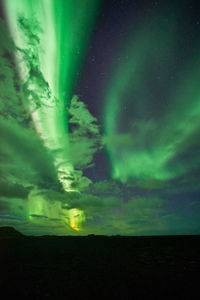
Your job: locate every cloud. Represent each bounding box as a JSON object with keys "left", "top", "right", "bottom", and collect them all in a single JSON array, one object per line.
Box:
[
  {"left": 68, "top": 95, "right": 102, "bottom": 169},
  {"left": 0, "top": 181, "right": 30, "bottom": 199},
  {"left": 0, "top": 19, "right": 57, "bottom": 192},
  {"left": 29, "top": 214, "right": 62, "bottom": 222},
  {"left": 126, "top": 178, "right": 169, "bottom": 190},
  {"left": 0, "top": 19, "right": 29, "bottom": 123},
  {"left": 85, "top": 180, "right": 122, "bottom": 196},
  {"left": 29, "top": 214, "right": 48, "bottom": 219},
  {"left": 0, "top": 201, "right": 11, "bottom": 212},
  {"left": 0, "top": 18, "right": 63, "bottom": 228},
  {"left": 61, "top": 179, "right": 187, "bottom": 236},
  {"left": 0, "top": 118, "right": 60, "bottom": 190},
  {"left": 62, "top": 179, "right": 164, "bottom": 235},
  {"left": 16, "top": 16, "right": 56, "bottom": 110}
]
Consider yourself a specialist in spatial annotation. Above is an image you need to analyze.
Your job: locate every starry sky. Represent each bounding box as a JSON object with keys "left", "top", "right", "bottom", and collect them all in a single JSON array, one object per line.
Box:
[{"left": 1, "top": 0, "right": 200, "bottom": 236}]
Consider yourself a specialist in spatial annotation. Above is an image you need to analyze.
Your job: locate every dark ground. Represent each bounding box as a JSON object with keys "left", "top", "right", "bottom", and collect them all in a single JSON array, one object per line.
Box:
[{"left": 0, "top": 227, "right": 200, "bottom": 299}]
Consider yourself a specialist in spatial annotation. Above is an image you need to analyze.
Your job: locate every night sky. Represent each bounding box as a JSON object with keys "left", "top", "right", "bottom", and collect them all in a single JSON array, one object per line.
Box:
[{"left": 1, "top": 0, "right": 200, "bottom": 236}]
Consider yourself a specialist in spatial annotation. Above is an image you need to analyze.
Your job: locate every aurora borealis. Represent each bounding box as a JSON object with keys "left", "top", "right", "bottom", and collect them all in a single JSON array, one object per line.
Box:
[{"left": 1, "top": 0, "right": 200, "bottom": 236}]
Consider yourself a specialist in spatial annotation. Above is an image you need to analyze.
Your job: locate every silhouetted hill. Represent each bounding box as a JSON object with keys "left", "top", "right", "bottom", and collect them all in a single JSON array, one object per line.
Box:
[{"left": 0, "top": 226, "right": 25, "bottom": 239}]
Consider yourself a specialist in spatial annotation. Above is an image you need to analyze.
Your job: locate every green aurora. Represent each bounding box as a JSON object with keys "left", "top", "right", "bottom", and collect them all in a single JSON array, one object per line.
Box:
[
  {"left": 3, "top": 0, "right": 100, "bottom": 231},
  {"left": 1, "top": 1, "right": 200, "bottom": 236},
  {"left": 104, "top": 7, "right": 200, "bottom": 183},
  {"left": 4, "top": 0, "right": 100, "bottom": 190}
]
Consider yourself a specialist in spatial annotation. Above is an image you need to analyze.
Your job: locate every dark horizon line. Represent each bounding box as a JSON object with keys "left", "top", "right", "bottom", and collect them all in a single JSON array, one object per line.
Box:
[{"left": 0, "top": 226, "right": 200, "bottom": 238}]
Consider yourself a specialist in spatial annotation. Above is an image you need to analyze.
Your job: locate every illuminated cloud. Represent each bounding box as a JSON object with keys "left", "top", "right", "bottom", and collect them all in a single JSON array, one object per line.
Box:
[{"left": 68, "top": 95, "right": 102, "bottom": 170}]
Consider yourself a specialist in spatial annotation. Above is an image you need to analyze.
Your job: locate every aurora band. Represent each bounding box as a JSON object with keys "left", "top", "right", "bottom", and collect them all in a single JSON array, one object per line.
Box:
[
  {"left": 104, "top": 11, "right": 200, "bottom": 183},
  {"left": 3, "top": 0, "right": 100, "bottom": 230}
]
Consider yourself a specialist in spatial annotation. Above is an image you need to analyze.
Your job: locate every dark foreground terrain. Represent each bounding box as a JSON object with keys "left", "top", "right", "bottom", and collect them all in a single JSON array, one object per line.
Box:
[{"left": 0, "top": 227, "right": 200, "bottom": 299}]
